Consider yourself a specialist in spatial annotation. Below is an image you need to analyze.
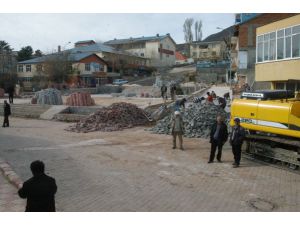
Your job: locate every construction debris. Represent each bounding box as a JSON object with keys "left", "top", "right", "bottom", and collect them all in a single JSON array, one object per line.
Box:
[
  {"left": 149, "top": 103, "right": 229, "bottom": 138},
  {"left": 32, "top": 88, "right": 63, "bottom": 105},
  {"left": 66, "top": 92, "right": 95, "bottom": 106},
  {"left": 66, "top": 102, "right": 149, "bottom": 133}
]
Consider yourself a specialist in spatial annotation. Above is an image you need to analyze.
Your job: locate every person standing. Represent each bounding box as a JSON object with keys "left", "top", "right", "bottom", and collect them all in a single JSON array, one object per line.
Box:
[
  {"left": 208, "top": 115, "right": 228, "bottom": 163},
  {"left": 217, "top": 96, "right": 227, "bottom": 109},
  {"left": 2, "top": 100, "right": 11, "bottom": 127},
  {"left": 171, "top": 111, "right": 184, "bottom": 150},
  {"left": 230, "top": 118, "right": 246, "bottom": 168},
  {"left": 8, "top": 85, "right": 15, "bottom": 104},
  {"left": 161, "top": 84, "right": 167, "bottom": 101},
  {"left": 170, "top": 84, "right": 177, "bottom": 101},
  {"left": 18, "top": 160, "right": 57, "bottom": 212}
]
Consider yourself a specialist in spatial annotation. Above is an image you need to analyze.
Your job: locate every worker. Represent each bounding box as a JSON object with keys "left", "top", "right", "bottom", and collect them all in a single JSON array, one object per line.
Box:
[
  {"left": 206, "top": 92, "right": 213, "bottom": 103},
  {"left": 193, "top": 96, "right": 205, "bottom": 104},
  {"left": 2, "top": 100, "right": 11, "bottom": 127},
  {"left": 217, "top": 96, "right": 226, "bottom": 109},
  {"left": 175, "top": 98, "right": 187, "bottom": 111},
  {"left": 230, "top": 118, "right": 246, "bottom": 168},
  {"left": 8, "top": 84, "right": 15, "bottom": 104},
  {"left": 170, "top": 84, "right": 177, "bottom": 101},
  {"left": 171, "top": 111, "right": 184, "bottom": 150},
  {"left": 161, "top": 84, "right": 167, "bottom": 101},
  {"left": 211, "top": 91, "right": 217, "bottom": 99},
  {"left": 208, "top": 115, "right": 228, "bottom": 163}
]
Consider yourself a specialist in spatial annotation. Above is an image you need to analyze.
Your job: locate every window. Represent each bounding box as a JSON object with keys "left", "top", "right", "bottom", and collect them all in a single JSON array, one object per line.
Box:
[
  {"left": 140, "top": 53, "right": 144, "bottom": 57},
  {"left": 22, "top": 77, "right": 32, "bottom": 82},
  {"left": 263, "top": 34, "right": 269, "bottom": 61},
  {"left": 37, "top": 64, "right": 42, "bottom": 72},
  {"left": 257, "top": 35, "right": 263, "bottom": 62},
  {"left": 85, "top": 63, "right": 90, "bottom": 71},
  {"left": 18, "top": 65, "right": 23, "bottom": 72},
  {"left": 285, "top": 28, "right": 292, "bottom": 58},
  {"left": 26, "top": 65, "right": 31, "bottom": 72},
  {"left": 292, "top": 25, "right": 300, "bottom": 58},
  {"left": 274, "top": 82, "right": 285, "bottom": 90},
  {"left": 286, "top": 82, "right": 296, "bottom": 91},
  {"left": 257, "top": 24, "right": 300, "bottom": 63}
]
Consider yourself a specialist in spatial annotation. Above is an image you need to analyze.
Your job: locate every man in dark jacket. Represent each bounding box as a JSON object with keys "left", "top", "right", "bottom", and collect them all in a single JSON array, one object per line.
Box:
[
  {"left": 2, "top": 100, "right": 11, "bottom": 127},
  {"left": 170, "top": 84, "right": 177, "bottom": 100},
  {"left": 8, "top": 85, "right": 15, "bottom": 104},
  {"left": 18, "top": 160, "right": 57, "bottom": 212},
  {"left": 161, "top": 84, "right": 167, "bottom": 100},
  {"left": 208, "top": 115, "right": 228, "bottom": 163},
  {"left": 230, "top": 118, "right": 246, "bottom": 168},
  {"left": 217, "top": 96, "right": 226, "bottom": 109}
]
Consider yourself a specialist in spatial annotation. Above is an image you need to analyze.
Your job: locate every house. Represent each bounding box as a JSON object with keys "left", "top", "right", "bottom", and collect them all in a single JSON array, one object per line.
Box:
[
  {"left": 17, "top": 52, "right": 108, "bottom": 90},
  {"left": 175, "top": 51, "right": 187, "bottom": 65},
  {"left": 235, "top": 13, "right": 299, "bottom": 89},
  {"left": 255, "top": 14, "right": 300, "bottom": 91},
  {"left": 105, "top": 34, "right": 176, "bottom": 68},
  {"left": 70, "top": 41, "right": 151, "bottom": 76}
]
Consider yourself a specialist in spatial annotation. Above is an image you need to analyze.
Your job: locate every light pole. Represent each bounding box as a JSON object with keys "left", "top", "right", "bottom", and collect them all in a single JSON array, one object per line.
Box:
[
  {"left": 63, "top": 41, "right": 71, "bottom": 51},
  {"left": 216, "top": 27, "right": 232, "bottom": 88}
]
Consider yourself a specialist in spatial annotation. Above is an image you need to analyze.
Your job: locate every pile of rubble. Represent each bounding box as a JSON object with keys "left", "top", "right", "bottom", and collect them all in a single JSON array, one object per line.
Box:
[
  {"left": 66, "top": 92, "right": 95, "bottom": 106},
  {"left": 32, "top": 88, "right": 63, "bottom": 105},
  {"left": 66, "top": 102, "right": 149, "bottom": 133},
  {"left": 149, "top": 103, "right": 229, "bottom": 138}
]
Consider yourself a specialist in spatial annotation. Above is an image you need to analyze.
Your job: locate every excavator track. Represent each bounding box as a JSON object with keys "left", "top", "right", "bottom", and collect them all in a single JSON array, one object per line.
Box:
[{"left": 243, "top": 133, "right": 300, "bottom": 171}]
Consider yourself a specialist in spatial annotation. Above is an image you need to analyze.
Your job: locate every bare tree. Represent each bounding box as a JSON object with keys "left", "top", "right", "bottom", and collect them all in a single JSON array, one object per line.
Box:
[
  {"left": 194, "top": 20, "right": 203, "bottom": 42},
  {"left": 183, "top": 18, "right": 194, "bottom": 43}
]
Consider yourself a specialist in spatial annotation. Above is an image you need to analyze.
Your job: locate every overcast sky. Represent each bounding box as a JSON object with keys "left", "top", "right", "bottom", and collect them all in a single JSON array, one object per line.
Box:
[{"left": 0, "top": 13, "right": 234, "bottom": 53}]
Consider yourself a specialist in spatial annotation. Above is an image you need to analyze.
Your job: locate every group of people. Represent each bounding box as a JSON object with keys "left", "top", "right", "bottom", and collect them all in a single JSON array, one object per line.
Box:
[
  {"left": 161, "top": 84, "right": 177, "bottom": 102},
  {"left": 206, "top": 91, "right": 227, "bottom": 109},
  {"left": 171, "top": 111, "right": 245, "bottom": 168}
]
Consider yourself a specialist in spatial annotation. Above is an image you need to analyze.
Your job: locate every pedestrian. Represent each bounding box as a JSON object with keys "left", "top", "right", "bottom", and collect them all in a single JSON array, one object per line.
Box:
[
  {"left": 171, "top": 111, "right": 184, "bottom": 150},
  {"left": 211, "top": 91, "right": 217, "bottom": 99},
  {"left": 217, "top": 96, "right": 226, "bottom": 109},
  {"left": 208, "top": 115, "right": 228, "bottom": 163},
  {"left": 2, "top": 100, "right": 11, "bottom": 127},
  {"left": 230, "top": 118, "right": 246, "bottom": 168},
  {"left": 170, "top": 84, "right": 177, "bottom": 101},
  {"left": 18, "top": 160, "right": 57, "bottom": 212},
  {"left": 161, "top": 84, "right": 167, "bottom": 101},
  {"left": 206, "top": 92, "right": 213, "bottom": 103},
  {"left": 8, "top": 85, "right": 15, "bottom": 104}
]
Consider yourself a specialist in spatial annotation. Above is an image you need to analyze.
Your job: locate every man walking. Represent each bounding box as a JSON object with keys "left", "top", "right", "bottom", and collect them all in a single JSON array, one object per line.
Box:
[
  {"left": 230, "top": 118, "right": 246, "bottom": 168},
  {"left": 2, "top": 100, "right": 11, "bottom": 127},
  {"left": 161, "top": 84, "right": 167, "bottom": 101},
  {"left": 8, "top": 85, "right": 15, "bottom": 104},
  {"left": 18, "top": 160, "right": 57, "bottom": 212},
  {"left": 170, "top": 84, "right": 177, "bottom": 101},
  {"left": 171, "top": 111, "right": 184, "bottom": 150},
  {"left": 208, "top": 115, "right": 228, "bottom": 163}
]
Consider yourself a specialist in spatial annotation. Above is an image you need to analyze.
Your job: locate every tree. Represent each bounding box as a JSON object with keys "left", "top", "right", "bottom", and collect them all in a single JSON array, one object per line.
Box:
[
  {"left": 17, "top": 46, "right": 33, "bottom": 62},
  {"left": 194, "top": 20, "right": 203, "bottom": 42},
  {"left": 183, "top": 18, "right": 194, "bottom": 44},
  {"left": 0, "top": 40, "right": 12, "bottom": 53},
  {"left": 34, "top": 49, "right": 43, "bottom": 57}
]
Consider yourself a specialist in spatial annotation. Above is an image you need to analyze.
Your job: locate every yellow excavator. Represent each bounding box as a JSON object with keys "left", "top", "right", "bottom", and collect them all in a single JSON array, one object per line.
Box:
[{"left": 230, "top": 90, "right": 300, "bottom": 169}]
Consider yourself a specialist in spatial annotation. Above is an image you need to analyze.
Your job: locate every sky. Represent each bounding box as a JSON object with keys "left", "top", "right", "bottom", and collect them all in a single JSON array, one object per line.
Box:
[{"left": 0, "top": 13, "right": 234, "bottom": 53}]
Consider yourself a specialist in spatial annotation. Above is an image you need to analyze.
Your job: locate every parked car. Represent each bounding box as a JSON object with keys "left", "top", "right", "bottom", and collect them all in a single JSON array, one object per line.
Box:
[{"left": 113, "top": 79, "right": 129, "bottom": 85}]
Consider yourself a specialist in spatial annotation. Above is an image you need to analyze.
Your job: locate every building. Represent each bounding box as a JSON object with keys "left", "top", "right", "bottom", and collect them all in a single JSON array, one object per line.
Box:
[
  {"left": 175, "top": 51, "right": 187, "bottom": 65},
  {"left": 17, "top": 52, "right": 108, "bottom": 90},
  {"left": 105, "top": 34, "right": 176, "bottom": 68},
  {"left": 235, "top": 13, "right": 299, "bottom": 89},
  {"left": 255, "top": 14, "right": 300, "bottom": 91},
  {"left": 235, "top": 13, "right": 260, "bottom": 24},
  {"left": 70, "top": 41, "right": 151, "bottom": 76},
  {"left": 74, "top": 40, "right": 96, "bottom": 47}
]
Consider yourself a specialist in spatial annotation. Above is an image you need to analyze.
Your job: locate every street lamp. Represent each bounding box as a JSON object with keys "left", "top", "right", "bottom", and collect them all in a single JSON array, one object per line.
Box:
[
  {"left": 216, "top": 27, "right": 232, "bottom": 88},
  {"left": 63, "top": 41, "right": 71, "bottom": 50}
]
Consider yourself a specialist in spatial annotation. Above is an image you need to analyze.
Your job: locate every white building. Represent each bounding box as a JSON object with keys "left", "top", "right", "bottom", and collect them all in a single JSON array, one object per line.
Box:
[{"left": 105, "top": 34, "right": 176, "bottom": 68}]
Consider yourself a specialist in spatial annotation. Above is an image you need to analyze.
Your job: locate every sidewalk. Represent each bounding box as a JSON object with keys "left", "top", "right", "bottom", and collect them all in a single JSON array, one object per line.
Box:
[{"left": 0, "top": 173, "right": 25, "bottom": 212}]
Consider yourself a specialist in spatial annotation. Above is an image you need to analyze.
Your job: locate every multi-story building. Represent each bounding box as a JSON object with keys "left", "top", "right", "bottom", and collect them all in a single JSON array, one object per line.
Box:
[
  {"left": 105, "top": 34, "right": 176, "bottom": 68},
  {"left": 235, "top": 13, "right": 299, "bottom": 89},
  {"left": 255, "top": 14, "right": 300, "bottom": 91},
  {"left": 17, "top": 52, "right": 108, "bottom": 90}
]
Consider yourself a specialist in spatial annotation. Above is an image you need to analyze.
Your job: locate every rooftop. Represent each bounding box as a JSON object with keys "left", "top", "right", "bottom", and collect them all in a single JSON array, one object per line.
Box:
[{"left": 105, "top": 34, "right": 176, "bottom": 45}]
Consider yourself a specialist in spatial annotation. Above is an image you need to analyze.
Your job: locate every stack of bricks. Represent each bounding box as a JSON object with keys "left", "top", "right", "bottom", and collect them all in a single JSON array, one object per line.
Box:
[{"left": 66, "top": 92, "right": 95, "bottom": 106}]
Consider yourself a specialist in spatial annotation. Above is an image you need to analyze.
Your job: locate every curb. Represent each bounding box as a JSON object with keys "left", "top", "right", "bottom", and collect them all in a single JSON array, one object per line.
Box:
[{"left": 0, "top": 159, "right": 23, "bottom": 189}]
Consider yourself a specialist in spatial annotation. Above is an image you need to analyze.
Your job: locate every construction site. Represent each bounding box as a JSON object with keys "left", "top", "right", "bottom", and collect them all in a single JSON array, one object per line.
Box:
[{"left": 0, "top": 64, "right": 300, "bottom": 212}]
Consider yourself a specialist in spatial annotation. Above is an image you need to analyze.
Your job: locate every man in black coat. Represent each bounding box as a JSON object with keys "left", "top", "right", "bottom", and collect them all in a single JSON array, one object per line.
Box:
[
  {"left": 2, "top": 100, "right": 11, "bottom": 127},
  {"left": 8, "top": 85, "right": 15, "bottom": 104},
  {"left": 18, "top": 160, "right": 57, "bottom": 212},
  {"left": 208, "top": 115, "right": 228, "bottom": 163},
  {"left": 230, "top": 118, "right": 246, "bottom": 168}
]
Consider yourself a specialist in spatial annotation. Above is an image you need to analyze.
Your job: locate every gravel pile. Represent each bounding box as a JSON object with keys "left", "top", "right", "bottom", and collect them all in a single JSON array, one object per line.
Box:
[
  {"left": 149, "top": 103, "right": 229, "bottom": 138},
  {"left": 66, "top": 102, "right": 149, "bottom": 133},
  {"left": 32, "top": 88, "right": 63, "bottom": 105}
]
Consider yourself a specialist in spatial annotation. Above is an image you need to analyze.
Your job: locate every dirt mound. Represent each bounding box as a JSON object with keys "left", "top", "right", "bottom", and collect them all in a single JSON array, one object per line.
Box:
[{"left": 66, "top": 102, "right": 149, "bottom": 133}]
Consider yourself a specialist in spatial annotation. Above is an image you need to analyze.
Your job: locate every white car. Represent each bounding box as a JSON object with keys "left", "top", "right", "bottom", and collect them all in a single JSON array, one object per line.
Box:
[{"left": 113, "top": 79, "right": 129, "bottom": 85}]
